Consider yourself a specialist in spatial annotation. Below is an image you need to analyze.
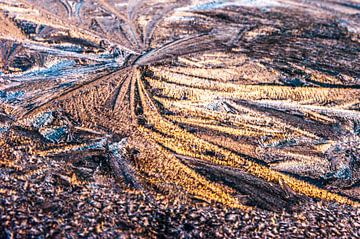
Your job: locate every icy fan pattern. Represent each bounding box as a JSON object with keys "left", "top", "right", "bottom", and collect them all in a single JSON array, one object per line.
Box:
[{"left": 0, "top": 0, "right": 360, "bottom": 211}]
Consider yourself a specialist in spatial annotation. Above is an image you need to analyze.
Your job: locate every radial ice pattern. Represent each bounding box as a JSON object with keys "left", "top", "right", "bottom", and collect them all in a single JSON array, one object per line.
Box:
[{"left": 0, "top": 0, "right": 359, "bottom": 210}]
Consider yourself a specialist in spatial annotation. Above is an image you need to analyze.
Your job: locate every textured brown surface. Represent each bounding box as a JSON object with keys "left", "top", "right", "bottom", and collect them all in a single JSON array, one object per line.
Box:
[{"left": 0, "top": 0, "right": 360, "bottom": 237}]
